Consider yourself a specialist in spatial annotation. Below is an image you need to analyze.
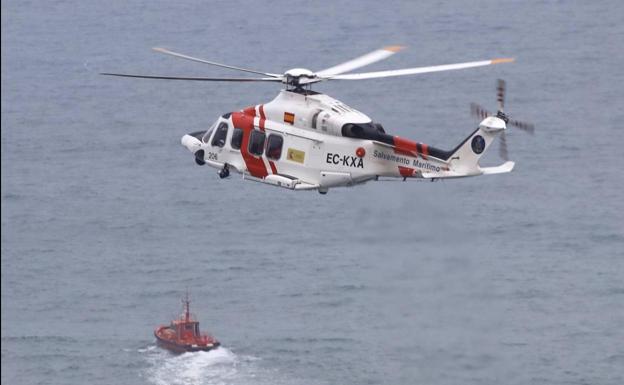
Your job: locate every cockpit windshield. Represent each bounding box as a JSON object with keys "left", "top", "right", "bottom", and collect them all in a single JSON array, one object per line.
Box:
[{"left": 202, "top": 120, "right": 219, "bottom": 143}]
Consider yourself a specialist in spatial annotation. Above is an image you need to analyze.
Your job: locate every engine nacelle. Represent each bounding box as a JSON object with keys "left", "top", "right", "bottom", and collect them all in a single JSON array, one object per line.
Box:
[{"left": 313, "top": 110, "right": 343, "bottom": 136}]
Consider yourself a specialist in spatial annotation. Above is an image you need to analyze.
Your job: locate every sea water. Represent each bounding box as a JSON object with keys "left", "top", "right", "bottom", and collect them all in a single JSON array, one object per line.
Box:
[{"left": 2, "top": 1, "right": 623, "bottom": 384}]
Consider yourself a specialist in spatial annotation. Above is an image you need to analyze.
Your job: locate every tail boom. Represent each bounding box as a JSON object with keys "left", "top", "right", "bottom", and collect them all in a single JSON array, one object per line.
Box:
[{"left": 376, "top": 116, "right": 512, "bottom": 179}]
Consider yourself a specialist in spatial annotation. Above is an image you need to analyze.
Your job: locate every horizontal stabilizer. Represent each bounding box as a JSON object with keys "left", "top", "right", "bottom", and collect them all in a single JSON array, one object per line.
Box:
[{"left": 480, "top": 161, "right": 515, "bottom": 175}]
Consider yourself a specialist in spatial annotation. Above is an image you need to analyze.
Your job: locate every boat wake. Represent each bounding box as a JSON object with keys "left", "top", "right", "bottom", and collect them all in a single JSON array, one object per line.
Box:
[{"left": 141, "top": 345, "right": 269, "bottom": 385}]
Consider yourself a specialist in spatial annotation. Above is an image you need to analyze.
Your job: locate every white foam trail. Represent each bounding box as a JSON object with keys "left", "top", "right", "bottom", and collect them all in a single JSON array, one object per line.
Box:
[
  {"left": 142, "top": 346, "right": 268, "bottom": 385},
  {"left": 137, "top": 345, "right": 157, "bottom": 353}
]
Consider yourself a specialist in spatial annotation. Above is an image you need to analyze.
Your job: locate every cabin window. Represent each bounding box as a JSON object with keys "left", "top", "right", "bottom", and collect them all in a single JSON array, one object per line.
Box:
[
  {"left": 211, "top": 122, "right": 229, "bottom": 147},
  {"left": 248, "top": 130, "right": 266, "bottom": 156},
  {"left": 231, "top": 128, "right": 243, "bottom": 150},
  {"left": 265, "top": 134, "right": 283, "bottom": 160},
  {"left": 185, "top": 324, "right": 193, "bottom": 330}
]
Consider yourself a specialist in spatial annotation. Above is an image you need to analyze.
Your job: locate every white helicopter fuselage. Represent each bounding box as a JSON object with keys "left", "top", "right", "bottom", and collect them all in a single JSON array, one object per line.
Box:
[{"left": 182, "top": 89, "right": 513, "bottom": 193}]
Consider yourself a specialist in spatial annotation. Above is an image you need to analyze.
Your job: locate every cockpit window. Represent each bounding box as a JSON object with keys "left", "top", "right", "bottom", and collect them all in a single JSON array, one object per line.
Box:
[
  {"left": 231, "top": 128, "right": 243, "bottom": 150},
  {"left": 266, "top": 134, "right": 283, "bottom": 160},
  {"left": 202, "top": 121, "right": 218, "bottom": 143},
  {"left": 211, "top": 122, "right": 229, "bottom": 147},
  {"left": 248, "top": 130, "right": 266, "bottom": 156}
]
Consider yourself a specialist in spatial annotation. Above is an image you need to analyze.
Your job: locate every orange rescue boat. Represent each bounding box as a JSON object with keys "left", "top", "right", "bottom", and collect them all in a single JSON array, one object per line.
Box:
[{"left": 154, "top": 293, "right": 220, "bottom": 353}]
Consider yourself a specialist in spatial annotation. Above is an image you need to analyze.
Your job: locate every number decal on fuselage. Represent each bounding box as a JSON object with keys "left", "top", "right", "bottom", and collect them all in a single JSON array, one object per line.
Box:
[{"left": 325, "top": 152, "right": 364, "bottom": 168}]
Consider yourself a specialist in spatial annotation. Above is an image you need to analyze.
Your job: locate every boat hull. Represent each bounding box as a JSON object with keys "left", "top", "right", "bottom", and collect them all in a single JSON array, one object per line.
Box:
[{"left": 154, "top": 331, "right": 220, "bottom": 353}]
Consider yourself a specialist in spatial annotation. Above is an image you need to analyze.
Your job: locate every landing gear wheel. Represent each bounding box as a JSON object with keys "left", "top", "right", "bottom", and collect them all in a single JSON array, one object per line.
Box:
[{"left": 218, "top": 164, "right": 230, "bottom": 179}]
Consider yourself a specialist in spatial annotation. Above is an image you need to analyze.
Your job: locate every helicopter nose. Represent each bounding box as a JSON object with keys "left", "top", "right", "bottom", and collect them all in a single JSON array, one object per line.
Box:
[
  {"left": 181, "top": 133, "right": 202, "bottom": 152},
  {"left": 181, "top": 134, "right": 205, "bottom": 165}
]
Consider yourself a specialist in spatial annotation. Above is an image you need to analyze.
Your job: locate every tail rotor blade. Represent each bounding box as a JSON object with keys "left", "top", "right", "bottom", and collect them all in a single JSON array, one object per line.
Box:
[
  {"left": 470, "top": 102, "right": 491, "bottom": 120},
  {"left": 496, "top": 78, "right": 506, "bottom": 111},
  {"left": 499, "top": 131, "right": 509, "bottom": 160},
  {"left": 508, "top": 119, "right": 535, "bottom": 134}
]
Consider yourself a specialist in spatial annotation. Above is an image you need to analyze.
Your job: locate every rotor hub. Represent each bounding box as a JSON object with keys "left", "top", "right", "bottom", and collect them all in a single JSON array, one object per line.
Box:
[
  {"left": 284, "top": 68, "right": 317, "bottom": 87},
  {"left": 496, "top": 110, "right": 509, "bottom": 123},
  {"left": 284, "top": 68, "right": 314, "bottom": 78}
]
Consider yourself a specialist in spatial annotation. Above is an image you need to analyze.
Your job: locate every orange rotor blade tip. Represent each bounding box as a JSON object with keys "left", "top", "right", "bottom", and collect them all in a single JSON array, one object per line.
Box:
[
  {"left": 384, "top": 45, "right": 406, "bottom": 52},
  {"left": 492, "top": 57, "right": 515, "bottom": 64}
]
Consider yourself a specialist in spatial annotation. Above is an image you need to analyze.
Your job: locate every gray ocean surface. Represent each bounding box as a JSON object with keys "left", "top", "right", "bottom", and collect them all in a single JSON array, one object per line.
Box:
[{"left": 2, "top": 1, "right": 624, "bottom": 384}]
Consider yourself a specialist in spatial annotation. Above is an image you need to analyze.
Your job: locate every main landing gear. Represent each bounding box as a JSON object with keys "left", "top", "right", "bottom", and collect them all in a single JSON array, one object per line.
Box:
[{"left": 218, "top": 164, "right": 230, "bottom": 179}]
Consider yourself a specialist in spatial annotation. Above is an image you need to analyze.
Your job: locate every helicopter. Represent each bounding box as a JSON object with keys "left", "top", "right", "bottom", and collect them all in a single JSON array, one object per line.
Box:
[{"left": 102, "top": 46, "right": 534, "bottom": 194}]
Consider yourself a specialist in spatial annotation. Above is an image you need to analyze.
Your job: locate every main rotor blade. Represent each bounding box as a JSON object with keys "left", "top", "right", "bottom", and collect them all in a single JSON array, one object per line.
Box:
[
  {"left": 326, "top": 57, "right": 514, "bottom": 80},
  {"left": 100, "top": 72, "right": 283, "bottom": 82},
  {"left": 508, "top": 118, "right": 535, "bottom": 134},
  {"left": 152, "top": 47, "right": 281, "bottom": 77},
  {"left": 315, "top": 45, "right": 405, "bottom": 77},
  {"left": 497, "top": 79, "right": 506, "bottom": 111}
]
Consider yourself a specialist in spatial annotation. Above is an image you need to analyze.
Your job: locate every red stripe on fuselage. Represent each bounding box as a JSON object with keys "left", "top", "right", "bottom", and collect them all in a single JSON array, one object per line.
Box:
[
  {"left": 421, "top": 143, "right": 429, "bottom": 159},
  {"left": 259, "top": 104, "right": 266, "bottom": 131},
  {"left": 393, "top": 136, "right": 430, "bottom": 159},
  {"left": 393, "top": 136, "right": 418, "bottom": 157},
  {"left": 398, "top": 166, "right": 414, "bottom": 177},
  {"left": 231, "top": 111, "right": 268, "bottom": 178}
]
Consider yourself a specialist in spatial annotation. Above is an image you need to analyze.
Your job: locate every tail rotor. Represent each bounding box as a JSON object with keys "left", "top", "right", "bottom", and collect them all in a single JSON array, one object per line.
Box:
[{"left": 470, "top": 79, "right": 534, "bottom": 161}]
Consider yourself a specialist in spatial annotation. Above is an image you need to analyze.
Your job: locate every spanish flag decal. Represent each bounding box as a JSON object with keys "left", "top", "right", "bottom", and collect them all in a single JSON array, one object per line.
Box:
[
  {"left": 284, "top": 112, "right": 295, "bottom": 125},
  {"left": 286, "top": 148, "right": 305, "bottom": 164}
]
